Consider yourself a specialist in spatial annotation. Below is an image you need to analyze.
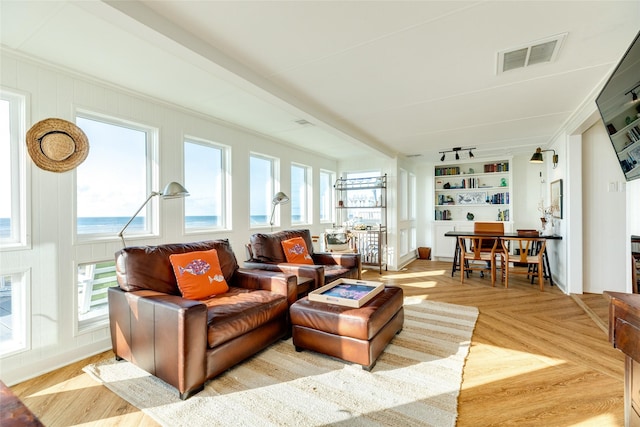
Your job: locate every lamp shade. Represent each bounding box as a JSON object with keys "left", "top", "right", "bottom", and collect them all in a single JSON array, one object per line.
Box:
[
  {"left": 272, "top": 191, "right": 289, "bottom": 205},
  {"left": 160, "top": 181, "right": 190, "bottom": 199},
  {"left": 118, "top": 181, "right": 189, "bottom": 247},
  {"left": 530, "top": 148, "right": 544, "bottom": 163}
]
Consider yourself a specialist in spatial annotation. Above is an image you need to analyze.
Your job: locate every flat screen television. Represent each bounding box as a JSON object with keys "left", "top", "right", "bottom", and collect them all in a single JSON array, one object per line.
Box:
[{"left": 595, "top": 30, "right": 640, "bottom": 182}]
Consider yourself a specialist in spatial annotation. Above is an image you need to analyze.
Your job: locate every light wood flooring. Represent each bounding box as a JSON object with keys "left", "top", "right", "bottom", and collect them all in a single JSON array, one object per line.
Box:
[{"left": 10, "top": 260, "right": 624, "bottom": 426}]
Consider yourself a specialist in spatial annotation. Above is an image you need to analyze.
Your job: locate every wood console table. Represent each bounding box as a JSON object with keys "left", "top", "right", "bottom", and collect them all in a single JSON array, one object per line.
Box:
[{"left": 605, "top": 291, "right": 640, "bottom": 426}]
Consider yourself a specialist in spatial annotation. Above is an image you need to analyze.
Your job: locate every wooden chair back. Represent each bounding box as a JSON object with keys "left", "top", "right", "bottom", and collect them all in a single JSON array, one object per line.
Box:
[
  {"left": 473, "top": 222, "right": 505, "bottom": 234},
  {"left": 473, "top": 222, "right": 504, "bottom": 251},
  {"left": 500, "top": 237, "right": 546, "bottom": 290},
  {"left": 458, "top": 236, "right": 498, "bottom": 285}
]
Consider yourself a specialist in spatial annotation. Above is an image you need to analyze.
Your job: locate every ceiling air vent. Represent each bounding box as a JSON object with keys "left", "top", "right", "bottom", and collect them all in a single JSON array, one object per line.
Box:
[{"left": 497, "top": 33, "right": 567, "bottom": 74}]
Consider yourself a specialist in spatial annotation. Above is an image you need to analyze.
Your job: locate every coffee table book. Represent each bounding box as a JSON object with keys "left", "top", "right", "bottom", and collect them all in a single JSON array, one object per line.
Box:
[{"left": 308, "top": 279, "right": 384, "bottom": 308}]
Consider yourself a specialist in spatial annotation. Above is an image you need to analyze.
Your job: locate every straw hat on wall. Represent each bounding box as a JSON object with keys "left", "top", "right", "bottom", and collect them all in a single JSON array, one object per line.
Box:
[{"left": 26, "top": 118, "right": 89, "bottom": 172}]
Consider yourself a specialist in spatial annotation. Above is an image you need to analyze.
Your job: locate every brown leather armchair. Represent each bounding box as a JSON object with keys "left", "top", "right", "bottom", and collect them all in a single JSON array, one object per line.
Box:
[
  {"left": 244, "top": 229, "right": 361, "bottom": 295},
  {"left": 108, "top": 239, "right": 297, "bottom": 400}
]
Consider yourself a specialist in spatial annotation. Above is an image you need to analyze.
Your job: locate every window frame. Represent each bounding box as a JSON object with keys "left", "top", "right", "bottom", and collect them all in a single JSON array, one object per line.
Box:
[
  {"left": 319, "top": 169, "right": 335, "bottom": 224},
  {"left": 74, "top": 111, "right": 159, "bottom": 243},
  {"left": 0, "top": 269, "right": 31, "bottom": 357},
  {"left": 291, "top": 162, "right": 311, "bottom": 225},
  {"left": 249, "top": 152, "right": 278, "bottom": 228},
  {"left": 74, "top": 259, "right": 117, "bottom": 334},
  {"left": 400, "top": 168, "right": 408, "bottom": 221},
  {"left": 183, "top": 136, "right": 231, "bottom": 233},
  {"left": 409, "top": 172, "right": 416, "bottom": 220},
  {"left": 0, "top": 88, "right": 29, "bottom": 250}
]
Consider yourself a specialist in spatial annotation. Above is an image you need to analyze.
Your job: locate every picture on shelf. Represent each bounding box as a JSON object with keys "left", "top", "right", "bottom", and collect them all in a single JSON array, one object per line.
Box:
[{"left": 457, "top": 192, "right": 486, "bottom": 205}]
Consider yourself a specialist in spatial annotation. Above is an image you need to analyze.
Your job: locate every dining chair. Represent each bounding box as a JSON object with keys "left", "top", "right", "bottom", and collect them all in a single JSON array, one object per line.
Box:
[
  {"left": 472, "top": 222, "right": 504, "bottom": 275},
  {"left": 458, "top": 236, "right": 498, "bottom": 285},
  {"left": 500, "top": 237, "right": 547, "bottom": 290}
]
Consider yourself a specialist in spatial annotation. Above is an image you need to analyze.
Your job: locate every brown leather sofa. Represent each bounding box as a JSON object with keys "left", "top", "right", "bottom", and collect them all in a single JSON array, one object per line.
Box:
[
  {"left": 108, "top": 239, "right": 297, "bottom": 400},
  {"left": 244, "top": 229, "right": 361, "bottom": 295}
]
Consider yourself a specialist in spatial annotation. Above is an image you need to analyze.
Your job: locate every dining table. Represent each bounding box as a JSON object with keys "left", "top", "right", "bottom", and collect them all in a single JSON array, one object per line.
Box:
[{"left": 444, "top": 230, "right": 562, "bottom": 286}]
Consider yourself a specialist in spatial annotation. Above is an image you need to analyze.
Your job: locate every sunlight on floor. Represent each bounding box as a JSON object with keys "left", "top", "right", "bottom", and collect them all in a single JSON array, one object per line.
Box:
[
  {"left": 568, "top": 414, "right": 620, "bottom": 426},
  {"left": 25, "top": 374, "right": 103, "bottom": 397},
  {"left": 378, "top": 270, "right": 448, "bottom": 280},
  {"left": 461, "top": 342, "right": 567, "bottom": 389}
]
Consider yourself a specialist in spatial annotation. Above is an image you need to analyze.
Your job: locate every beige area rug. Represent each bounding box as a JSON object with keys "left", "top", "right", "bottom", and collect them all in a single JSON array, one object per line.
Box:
[{"left": 84, "top": 298, "right": 478, "bottom": 427}]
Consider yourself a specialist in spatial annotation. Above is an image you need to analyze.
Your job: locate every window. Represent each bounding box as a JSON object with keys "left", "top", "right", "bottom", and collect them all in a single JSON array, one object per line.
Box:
[
  {"left": 400, "top": 169, "right": 408, "bottom": 221},
  {"left": 0, "top": 272, "right": 29, "bottom": 356},
  {"left": 409, "top": 172, "right": 416, "bottom": 220},
  {"left": 77, "top": 261, "right": 117, "bottom": 332},
  {"left": 249, "top": 154, "right": 276, "bottom": 227},
  {"left": 0, "top": 90, "right": 27, "bottom": 248},
  {"left": 184, "top": 139, "right": 229, "bottom": 231},
  {"left": 400, "top": 228, "right": 409, "bottom": 256},
  {"left": 345, "top": 171, "right": 382, "bottom": 225},
  {"left": 319, "top": 170, "right": 335, "bottom": 223},
  {"left": 76, "top": 114, "right": 156, "bottom": 240},
  {"left": 291, "top": 163, "right": 311, "bottom": 224}
]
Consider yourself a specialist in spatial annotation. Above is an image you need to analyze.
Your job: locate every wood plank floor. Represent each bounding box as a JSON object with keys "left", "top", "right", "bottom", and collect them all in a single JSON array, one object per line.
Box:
[{"left": 10, "top": 260, "right": 624, "bottom": 426}]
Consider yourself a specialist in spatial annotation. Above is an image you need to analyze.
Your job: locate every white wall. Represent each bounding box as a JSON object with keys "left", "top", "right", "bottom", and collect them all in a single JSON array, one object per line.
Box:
[
  {"left": 0, "top": 53, "right": 338, "bottom": 385},
  {"left": 582, "top": 120, "right": 627, "bottom": 294}
]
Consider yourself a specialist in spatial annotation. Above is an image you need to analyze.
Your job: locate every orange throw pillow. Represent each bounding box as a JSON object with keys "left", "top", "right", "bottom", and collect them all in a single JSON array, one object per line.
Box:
[
  {"left": 169, "top": 249, "right": 229, "bottom": 300},
  {"left": 281, "top": 237, "right": 314, "bottom": 265}
]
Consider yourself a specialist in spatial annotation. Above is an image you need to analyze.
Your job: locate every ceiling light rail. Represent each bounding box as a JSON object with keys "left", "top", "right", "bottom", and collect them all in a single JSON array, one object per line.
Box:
[
  {"left": 439, "top": 147, "right": 476, "bottom": 162},
  {"left": 625, "top": 82, "right": 640, "bottom": 102}
]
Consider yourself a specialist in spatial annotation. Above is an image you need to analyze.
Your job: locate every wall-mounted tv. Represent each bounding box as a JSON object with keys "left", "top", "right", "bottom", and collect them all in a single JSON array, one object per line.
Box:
[{"left": 596, "top": 30, "right": 640, "bottom": 182}]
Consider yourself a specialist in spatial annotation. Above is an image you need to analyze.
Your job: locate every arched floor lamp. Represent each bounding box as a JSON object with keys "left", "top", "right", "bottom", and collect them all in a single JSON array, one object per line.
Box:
[
  {"left": 269, "top": 191, "right": 289, "bottom": 231},
  {"left": 118, "top": 181, "right": 189, "bottom": 247}
]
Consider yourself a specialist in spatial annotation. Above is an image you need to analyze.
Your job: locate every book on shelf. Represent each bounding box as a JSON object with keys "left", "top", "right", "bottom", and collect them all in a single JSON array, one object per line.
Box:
[
  {"left": 628, "top": 126, "right": 640, "bottom": 143},
  {"left": 435, "top": 209, "right": 452, "bottom": 220},
  {"left": 435, "top": 166, "right": 461, "bottom": 176},
  {"left": 483, "top": 162, "right": 509, "bottom": 173}
]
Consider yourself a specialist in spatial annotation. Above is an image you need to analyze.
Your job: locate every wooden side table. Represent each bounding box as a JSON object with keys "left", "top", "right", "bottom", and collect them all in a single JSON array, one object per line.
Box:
[
  {"left": 605, "top": 291, "right": 640, "bottom": 426},
  {"left": 0, "top": 380, "right": 44, "bottom": 426}
]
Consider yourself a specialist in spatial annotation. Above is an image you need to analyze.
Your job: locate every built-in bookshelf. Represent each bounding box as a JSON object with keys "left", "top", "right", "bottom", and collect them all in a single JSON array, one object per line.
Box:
[
  {"left": 605, "top": 104, "right": 640, "bottom": 179},
  {"left": 434, "top": 159, "right": 512, "bottom": 222},
  {"left": 431, "top": 158, "right": 513, "bottom": 260}
]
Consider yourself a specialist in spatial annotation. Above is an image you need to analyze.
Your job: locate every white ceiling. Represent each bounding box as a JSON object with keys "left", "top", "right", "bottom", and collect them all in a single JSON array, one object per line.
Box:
[{"left": 1, "top": 1, "right": 639, "bottom": 162}]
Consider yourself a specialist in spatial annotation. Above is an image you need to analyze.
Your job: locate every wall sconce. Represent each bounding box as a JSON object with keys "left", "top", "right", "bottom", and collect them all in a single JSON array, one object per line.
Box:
[
  {"left": 439, "top": 146, "right": 476, "bottom": 162},
  {"left": 269, "top": 191, "right": 289, "bottom": 230},
  {"left": 530, "top": 147, "right": 558, "bottom": 169},
  {"left": 118, "top": 181, "right": 189, "bottom": 247}
]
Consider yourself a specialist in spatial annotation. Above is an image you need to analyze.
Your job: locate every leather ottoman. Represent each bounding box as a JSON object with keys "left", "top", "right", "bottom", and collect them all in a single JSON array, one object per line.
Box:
[{"left": 290, "top": 286, "right": 404, "bottom": 370}]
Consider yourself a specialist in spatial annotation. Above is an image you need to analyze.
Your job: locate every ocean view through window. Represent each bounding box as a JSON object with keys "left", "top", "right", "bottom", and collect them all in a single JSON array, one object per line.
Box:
[
  {"left": 75, "top": 114, "right": 156, "bottom": 238},
  {"left": 184, "top": 139, "right": 227, "bottom": 230},
  {"left": 250, "top": 153, "right": 275, "bottom": 227},
  {"left": 291, "top": 163, "right": 310, "bottom": 224}
]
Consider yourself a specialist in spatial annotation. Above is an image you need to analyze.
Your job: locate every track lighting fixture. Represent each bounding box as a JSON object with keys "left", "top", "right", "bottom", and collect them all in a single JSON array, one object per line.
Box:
[
  {"left": 438, "top": 147, "right": 476, "bottom": 162},
  {"left": 625, "top": 83, "right": 640, "bottom": 103},
  {"left": 530, "top": 147, "right": 559, "bottom": 169}
]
